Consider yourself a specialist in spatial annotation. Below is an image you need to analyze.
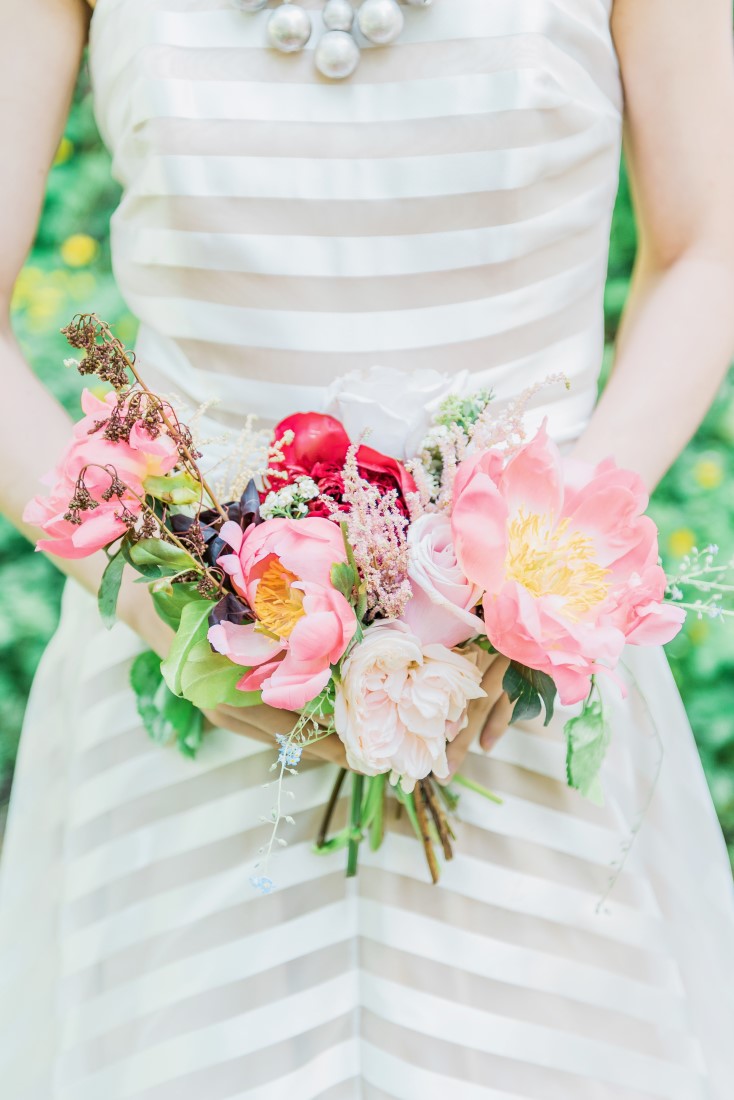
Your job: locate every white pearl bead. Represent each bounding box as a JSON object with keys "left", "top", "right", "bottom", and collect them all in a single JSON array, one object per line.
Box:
[
  {"left": 315, "top": 29, "right": 361, "bottom": 79},
  {"left": 357, "top": 0, "right": 404, "bottom": 45},
  {"left": 323, "top": 0, "right": 355, "bottom": 32},
  {"left": 404, "top": 0, "right": 432, "bottom": 6},
  {"left": 231, "top": 0, "right": 269, "bottom": 11},
  {"left": 267, "top": 4, "right": 313, "bottom": 52}
]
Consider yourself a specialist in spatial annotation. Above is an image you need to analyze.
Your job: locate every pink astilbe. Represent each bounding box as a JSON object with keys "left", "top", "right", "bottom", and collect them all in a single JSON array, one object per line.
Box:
[
  {"left": 335, "top": 444, "right": 412, "bottom": 620},
  {"left": 470, "top": 375, "right": 570, "bottom": 457},
  {"left": 403, "top": 462, "right": 434, "bottom": 518}
]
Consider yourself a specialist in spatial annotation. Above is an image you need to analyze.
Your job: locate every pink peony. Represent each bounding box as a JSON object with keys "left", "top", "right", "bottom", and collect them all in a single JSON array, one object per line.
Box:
[
  {"left": 451, "top": 424, "right": 685, "bottom": 705},
  {"left": 24, "top": 389, "right": 179, "bottom": 559},
  {"left": 334, "top": 621, "right": 485, "bottom": 789},
  {"left": 208, "top": 517, "right": 357, "bottom": 710},
  {"left": 401, "top": 512, "right": 484, "bottom": 648}
]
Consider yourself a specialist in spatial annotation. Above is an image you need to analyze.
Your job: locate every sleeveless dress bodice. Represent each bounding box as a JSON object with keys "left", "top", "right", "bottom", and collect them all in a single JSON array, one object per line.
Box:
[
  {"left": 89, "top": 0, "right": 622, "bottom": 437},
  {"left": 1, "top": 5, "right": 733, "bottom": 1100}
]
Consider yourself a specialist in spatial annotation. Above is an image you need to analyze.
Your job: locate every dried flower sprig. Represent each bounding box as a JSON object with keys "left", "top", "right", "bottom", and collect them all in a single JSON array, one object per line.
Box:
[{"left": 62, "top": 313, "right": 228, "bottom": 520}]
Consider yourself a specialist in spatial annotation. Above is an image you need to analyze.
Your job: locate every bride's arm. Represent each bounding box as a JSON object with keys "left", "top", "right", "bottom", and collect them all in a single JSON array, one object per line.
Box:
[
  {"left": 574, "top": 0, "right": 734, "bottom": 488},
  {"left": 0, "top": 0, "right": 170, "bottom": 655},
  {"left": 0, "top": 0, "right": 347, "bottom": 762}
]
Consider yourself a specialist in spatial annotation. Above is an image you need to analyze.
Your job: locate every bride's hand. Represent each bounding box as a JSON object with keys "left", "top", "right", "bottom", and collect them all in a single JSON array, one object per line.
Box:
[
  {"left": 203, "top": 703, "right": 349, "bottom": 768},
  {"left": 118, "top": 581, "right": 349, "bottom": 766},
  {"left": 440, "top": 652, "right": 512, "bottom": 784}
]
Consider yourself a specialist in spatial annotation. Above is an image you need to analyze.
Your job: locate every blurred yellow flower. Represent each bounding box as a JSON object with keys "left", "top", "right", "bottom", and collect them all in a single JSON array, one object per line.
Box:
[
  {"left": 60, "top": 234, "right": 99, "bottom": 268},
  {"left": 669, "top": 528, "right": 696, "bottom": 559},
  {"left": 693, "top": 457, "right": 724, "bottom": 491},
  {"left": 53, "top": 137, "right": 74, "bottom": 167},
  {"left": 688, "top": 620, "right": 710, "bottom": 646}
]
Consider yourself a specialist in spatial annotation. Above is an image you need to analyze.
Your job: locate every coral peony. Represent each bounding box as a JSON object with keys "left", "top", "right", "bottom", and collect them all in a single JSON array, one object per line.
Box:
[
  {"left": 24, "top": 389, "right": 179, "bottom": 559},
  {"left": 208, "top": 516, "right": 357, "bottom": 710},
  {"left": 451, "top": 424, "right": 685, "bottom": 705},
  {"left": 334, "top": 621, "right": 485, "bottom": 789},
  {"left": 401, "top": 513, "right": 484, "bottom": 648}
]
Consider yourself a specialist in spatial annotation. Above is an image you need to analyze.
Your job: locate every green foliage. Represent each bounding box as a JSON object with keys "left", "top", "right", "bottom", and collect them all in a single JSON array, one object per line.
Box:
[
  {"left": 130, "top": 650, "right": 204, "bottom": 758},
  {"left": 1, "top": 68, "right": 733, "bottom": 869},
  {"left": 502, "top": 662, "right": 557, "bottom": 726},
  {"left": 564, "top": 697, "right": 612, "bottom": 807},
  {"left": 160, "top": 600, "right": 259, "bottom": 709},
  {"left": 97, "top": 545, "right": 126, "bottom": 628}
]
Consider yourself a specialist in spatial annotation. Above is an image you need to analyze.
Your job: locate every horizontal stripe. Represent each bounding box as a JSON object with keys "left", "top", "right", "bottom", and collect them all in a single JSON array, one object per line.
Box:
[
  {"left": 119, "top": 190, "right": 609, "bottom": 279},
  {"left": 116, "top": 236, "right": 602, "bottom": 315},
  {"left": 60, "top": 831, "right": 676, "bottom": 979},
  {"left": 120, "top": 67, "right": 584, "bottom": 129},
  {"left": 360, "top": 979, "right": 706, "bottom": 1099},
  {"left": 126, "top": 131, "right": 616, "bottom": 202},
  {"left": 57, "top": 973, "right": 359, "bottom": 1100},
  {"left": 58, "top": 896, "right": 691, "bottom": 1056},
  {"left": 361, "top": 1026, "right": 675, "bottom": 1100},
  {"left": 122, "top": 257, "right": 601, "bottom": 352},
  {"left": 111, "top": 152, "right": 615, "bottom": 235}
]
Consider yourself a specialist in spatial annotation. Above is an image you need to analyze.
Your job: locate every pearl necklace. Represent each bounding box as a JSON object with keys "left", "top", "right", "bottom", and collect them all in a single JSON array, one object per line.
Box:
[{"left": 232, "top": 1, "right": 432, "bottom": 81}]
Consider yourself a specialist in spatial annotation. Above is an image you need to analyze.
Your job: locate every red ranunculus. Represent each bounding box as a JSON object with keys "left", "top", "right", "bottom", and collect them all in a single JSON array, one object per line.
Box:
[{"left": 269, "top": 412, "right": 417, "bottom": 514}]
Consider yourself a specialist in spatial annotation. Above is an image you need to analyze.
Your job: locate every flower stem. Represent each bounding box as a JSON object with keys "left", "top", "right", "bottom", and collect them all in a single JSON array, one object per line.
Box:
[
  {"left": 346, "top": 772, "right": 364, "bottom": 877},
  {"left": 452, "top": 772, "right": 503, "bottom": 804},
  {"left": 413, "top": 781, "right": 440, "bottom": 885},
  {"left": 316, "top": 767, "right": 348, "bottom": 849},
  {"left": 420, "top": 778, "right": 454, "bottom": 859}
]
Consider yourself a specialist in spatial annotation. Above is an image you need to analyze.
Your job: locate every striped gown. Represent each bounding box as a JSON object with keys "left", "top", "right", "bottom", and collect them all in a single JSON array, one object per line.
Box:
[{"left": 1, "top": 1, "right": 733, "bottom": 1097}]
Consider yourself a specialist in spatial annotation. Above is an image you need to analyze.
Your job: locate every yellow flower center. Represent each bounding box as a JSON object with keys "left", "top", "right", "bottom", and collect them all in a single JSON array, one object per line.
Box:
[
  {"left": 253, "top": 558, "right": 305, "bottom": 638},
  {"left": 505, "top": 510, "right": 610, "bottom": 620}
]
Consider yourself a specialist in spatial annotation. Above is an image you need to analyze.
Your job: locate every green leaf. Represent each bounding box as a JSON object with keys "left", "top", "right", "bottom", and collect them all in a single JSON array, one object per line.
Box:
[
  {"left": 150, "top": 579, "right": 202, "bottom": 629},
  {"left": 130, "top": 650, "right": 204, "bottom": 756},
  {"left": 160, "top": 599, "right": 216, "bottom": 696},
  {"left": 564, "top": 698, "right": 611, "bottom": 805},
  {"left": 98, "top": 546, "right": 126, "bottom": 629},
  {"left": 314, "top": 826, "right": 354, "bottom": 855},
  {"left": 179, "top": 639, "right": 261, "bottom": 709},
  {"left": 126, "top": 538, "right": 194, "bottom": 576},
  {"left": 330, "top": 562, "right": 358, "bottom": 603},
  {"left": 306, "top": 685, "right": 335, "bottom": 721},
  {"left": 503, "top": 662, "right": 557, "bottom": 726},
  {"left": 144, "top": 471, "right": 202, "bottom": 505}
]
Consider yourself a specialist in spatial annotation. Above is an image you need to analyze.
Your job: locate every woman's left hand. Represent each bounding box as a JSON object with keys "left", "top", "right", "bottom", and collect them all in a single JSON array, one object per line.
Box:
[{"left": 440, "top": 652, "right": 512, "bottom": 784}]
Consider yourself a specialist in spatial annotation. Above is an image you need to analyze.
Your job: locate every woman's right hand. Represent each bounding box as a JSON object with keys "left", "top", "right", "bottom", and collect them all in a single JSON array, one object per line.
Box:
[{"left": 204, "top": 703, "right": 349, "bottom": 768}]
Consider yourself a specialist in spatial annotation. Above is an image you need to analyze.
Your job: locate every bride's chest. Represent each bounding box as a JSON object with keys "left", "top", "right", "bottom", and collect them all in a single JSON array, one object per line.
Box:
[{"left": 88, "top": 0, "right": 622, "bottom": 185}]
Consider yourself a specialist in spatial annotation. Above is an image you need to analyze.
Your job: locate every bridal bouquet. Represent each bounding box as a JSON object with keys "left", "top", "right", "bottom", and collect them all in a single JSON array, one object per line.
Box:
[{"left": 26, "top": 315, "right": 695, "bottom": 886}]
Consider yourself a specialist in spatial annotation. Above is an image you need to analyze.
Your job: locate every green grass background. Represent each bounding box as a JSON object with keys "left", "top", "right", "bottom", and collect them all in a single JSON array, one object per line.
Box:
[{"left": 3, "top": 66, "right": 734, "bottom": 861}]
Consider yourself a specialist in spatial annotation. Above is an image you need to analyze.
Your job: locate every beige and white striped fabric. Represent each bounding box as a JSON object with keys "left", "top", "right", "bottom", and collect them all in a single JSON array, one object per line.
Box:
[{"left": 1, "top": 1, "right": 733, "bottom": 1097}]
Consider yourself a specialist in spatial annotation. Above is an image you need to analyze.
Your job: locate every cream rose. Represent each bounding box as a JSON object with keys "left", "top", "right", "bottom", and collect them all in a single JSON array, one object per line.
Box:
[
  {"left": 401, "top": 512, "right": 485, "bottom": 648},
  {"left": 334, "top": 621, "right": 486, "bottom": 790},
  {"left": 323, "top": 365, "right": 469, "bottom": 460}
]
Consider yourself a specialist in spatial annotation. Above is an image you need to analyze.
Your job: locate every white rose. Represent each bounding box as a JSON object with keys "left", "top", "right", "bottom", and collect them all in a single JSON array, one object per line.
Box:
[
  {"left": 323, "top": 366, "right": 469, "bottom": 460},
  {"left": 401, "top": 513, "right": 485, "bottom": 648},
  {"left": 334, "top": 621, "right": 485, "bottom": 790}
]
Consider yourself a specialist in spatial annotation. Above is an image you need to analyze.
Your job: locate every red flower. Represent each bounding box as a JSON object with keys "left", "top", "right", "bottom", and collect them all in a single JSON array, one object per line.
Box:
[{"left": 269, "top": 412, "right": 417, "bottom": 514}]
